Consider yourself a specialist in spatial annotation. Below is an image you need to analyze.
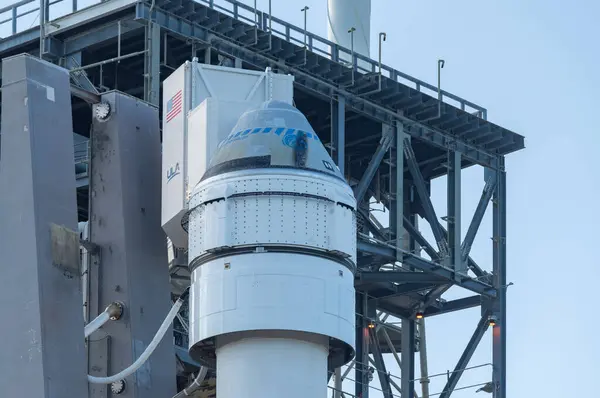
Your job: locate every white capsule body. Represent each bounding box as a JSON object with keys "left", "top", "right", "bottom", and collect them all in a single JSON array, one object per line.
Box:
[
  {"left": 187, "top": 168, "right": 356, "bottom": 398},
  {"left": 186, "top": 100, "right": 357, "bottom": 398}
]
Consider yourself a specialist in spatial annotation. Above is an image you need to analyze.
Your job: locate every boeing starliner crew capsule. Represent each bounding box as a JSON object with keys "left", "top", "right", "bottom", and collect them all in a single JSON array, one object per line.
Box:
[{"left": 184, "top": 100, "right": 357, "bottom": 398}]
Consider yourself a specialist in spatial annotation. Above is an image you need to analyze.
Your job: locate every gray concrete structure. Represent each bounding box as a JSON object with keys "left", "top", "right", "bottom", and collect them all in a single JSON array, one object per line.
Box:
[
  {"left": 88, "top": 91, "right": 176, "bottom": 398},
  {"left": 0, "top": 54, "right": 89, "bottom": 398}
]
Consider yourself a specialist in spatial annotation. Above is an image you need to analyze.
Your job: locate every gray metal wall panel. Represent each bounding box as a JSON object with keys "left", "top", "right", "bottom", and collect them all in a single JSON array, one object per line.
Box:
[
  {"left": 89, "top": 91, "right": 176, "bottom": 398},
  {"left": 0, "top": 54, "right": 88, "bottom": 398}
]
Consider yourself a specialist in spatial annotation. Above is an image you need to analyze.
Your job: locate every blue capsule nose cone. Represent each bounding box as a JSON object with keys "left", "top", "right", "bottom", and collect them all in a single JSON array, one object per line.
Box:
[{"left": 202, "top": 100, "right": 344, "bottom": 181}]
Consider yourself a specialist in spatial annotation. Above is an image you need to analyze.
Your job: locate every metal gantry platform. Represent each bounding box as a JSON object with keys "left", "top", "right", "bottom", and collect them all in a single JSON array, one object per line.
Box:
[{"left": 0, "top": 0, "right": 523, "bottom": 397}]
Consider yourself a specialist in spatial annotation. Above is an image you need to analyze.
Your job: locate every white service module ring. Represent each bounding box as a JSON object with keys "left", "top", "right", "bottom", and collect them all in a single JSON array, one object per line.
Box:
[{"left": 188, "top": 252, "right": 356, "bottom": 369}]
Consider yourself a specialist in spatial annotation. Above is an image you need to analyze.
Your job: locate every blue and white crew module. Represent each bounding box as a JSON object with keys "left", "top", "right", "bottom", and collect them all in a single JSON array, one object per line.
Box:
[{"left": 162, "top": 62, "right": 356, "bottom": 398}]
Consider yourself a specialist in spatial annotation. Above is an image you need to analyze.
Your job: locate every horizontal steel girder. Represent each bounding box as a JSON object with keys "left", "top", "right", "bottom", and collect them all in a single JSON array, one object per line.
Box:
[
  {"left": 357, "top": 271, "right": 447, "bottom": 284},
  {"left": 134, "top": 2, "right": 507, "bottom": 170},
  {"left": 357, "top": 239, "right": 496, "bottom": 297}
]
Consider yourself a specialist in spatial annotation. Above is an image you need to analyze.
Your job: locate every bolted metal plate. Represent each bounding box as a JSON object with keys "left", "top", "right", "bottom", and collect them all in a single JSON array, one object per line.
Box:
[{"left": 50, "top": 223, "right": 81, "bottom": 275}]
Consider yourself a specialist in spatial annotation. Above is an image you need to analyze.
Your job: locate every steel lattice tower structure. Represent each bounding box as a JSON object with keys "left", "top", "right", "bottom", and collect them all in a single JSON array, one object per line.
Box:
[{"left": 0, "top": 1, "right": 523, "bottom": 397}]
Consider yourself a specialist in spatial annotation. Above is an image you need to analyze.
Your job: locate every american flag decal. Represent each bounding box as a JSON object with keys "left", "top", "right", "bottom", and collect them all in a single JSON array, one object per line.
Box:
[{"left": 166, "top": 90, "right": 182, "bottom": 123}]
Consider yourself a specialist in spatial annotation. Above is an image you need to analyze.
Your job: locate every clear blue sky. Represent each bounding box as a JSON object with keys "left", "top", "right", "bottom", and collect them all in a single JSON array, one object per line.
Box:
[{"left": 1, "top": 0, "right": 597, "bottom": 396}]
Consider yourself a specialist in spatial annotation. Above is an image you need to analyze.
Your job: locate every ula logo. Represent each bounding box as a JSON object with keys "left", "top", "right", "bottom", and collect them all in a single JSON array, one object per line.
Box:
[{"left": 166, "top": 163, "right": 181, "bottom": 183}]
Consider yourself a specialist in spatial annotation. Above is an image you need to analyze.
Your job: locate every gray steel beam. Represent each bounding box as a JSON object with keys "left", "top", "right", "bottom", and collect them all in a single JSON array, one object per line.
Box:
[
  {"left": 426, "top": 219, "right": 485, "bottom": 278},
  {"left": 403, "top": 215, "right": 439, "bottom": 261},
  {"left": 492, "top": 162, "right": 507, "bottom": 398},
  {"left": 88, "top": 92, "right": 176, "bottom": 398},
  {"left": 354, "top": 124, "right": 394, "bottom": 205},
  {"left": 462, "top": 177, "right": 497, "bottom": 264},
  {"left": 357, "top": 240, "right": 496, "bottom": 297},
  {"left": 357, "top": 271, "right": 447, "bottom": 284},
  {"left": 144, "top": 21, "right": 161, "bottom": 105},
  {"left": 418, "top": 284, "right": 451, "bottom": 314},
  {"left": 404, "top": 137, "right": 449, "bottom": 257},
  {"left": 438, "top": 314, "right": 490, "bottom": 398},
  {"left": 355, "top": 292, "right": 369, "bottom": 398},
  {"left": 65, "top": 51, "right": 99, "bottom": 94},
  {"left": 369, "top": 328, "right": 393, "bottom": 398},
  {"left": 64, "top": 18, "right": 143, "bottom": 55},
  {"left": 331, "top": 96, "right": 346, "bottom": 174},
  {"left": 394, "top": 122, "right": 405, "bottom": 260},
  {"left": 358, "top": 208, "right": 387, "bottom": 241},
  {"left": 401, "top": 317, "right": 416, "bottom": 398},
  {"left": 0, "top": 54, "right": 89, "bottom": 398},
  {"left": 71, "top": 84, "right": 101, "bottom": 104},
  {"left": 447, "top": 150, "right": 465, "bottom": 274},
  {"left": 424, "top": 295, "right": 481, "bottom": 317}
]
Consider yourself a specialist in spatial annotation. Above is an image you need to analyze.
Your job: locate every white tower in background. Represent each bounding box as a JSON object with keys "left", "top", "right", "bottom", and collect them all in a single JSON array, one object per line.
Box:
[{"left": 327, "top": 0, "right": 372, "bottom": 59}]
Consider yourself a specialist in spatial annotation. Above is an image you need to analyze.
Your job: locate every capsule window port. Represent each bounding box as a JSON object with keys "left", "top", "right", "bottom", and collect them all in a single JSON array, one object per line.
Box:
[
  {"left": 224, "top": 263, "right": 231, "bottom": 270},
  {"left": 338, "top": 270, "right": 343, "bottom": 277}
]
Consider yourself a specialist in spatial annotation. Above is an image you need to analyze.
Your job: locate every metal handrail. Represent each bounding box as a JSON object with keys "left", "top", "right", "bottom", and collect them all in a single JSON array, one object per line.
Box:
[
  {"left": 0, "top": 0, "right": 80, "bottom": 36},
  {"left": 195, "top": 0, "right": 487, "bottom": 116},
  {"left": 0, "top": 0, "right": 486, "bottom": 116}
]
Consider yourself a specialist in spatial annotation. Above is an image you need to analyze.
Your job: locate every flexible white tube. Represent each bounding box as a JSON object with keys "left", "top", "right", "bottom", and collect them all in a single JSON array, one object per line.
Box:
[
  {"left": 172, "top": 366, "right": 208, "bottom": 398},
  {"left": 88, "top": 298, "right": 184, "bottom": 384},
  {"left": 84, "top": 311, "right": 111, "bottom": 338}
]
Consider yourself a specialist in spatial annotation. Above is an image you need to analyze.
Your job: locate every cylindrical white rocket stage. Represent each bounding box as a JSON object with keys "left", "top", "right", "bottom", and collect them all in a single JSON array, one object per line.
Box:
[
  {"left": 327, "top": 0, "right": 371, "bottom": 58},
  {"left": 185, "top": 101, "right": 357, "bottom": 397},
  {"left": 216, "top": 333, "right": 329, "bottom": 398}
]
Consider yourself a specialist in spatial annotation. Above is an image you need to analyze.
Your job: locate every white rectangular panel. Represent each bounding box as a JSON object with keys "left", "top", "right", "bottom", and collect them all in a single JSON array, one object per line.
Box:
[{"left": 161, "top": 62, "right": 189, "bottom": 248}]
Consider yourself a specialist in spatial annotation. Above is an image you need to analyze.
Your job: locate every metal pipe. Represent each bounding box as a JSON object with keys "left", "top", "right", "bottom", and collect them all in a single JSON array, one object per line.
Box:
[
  {"left": 172, "top": 367, "right": 208, "bottom": 397},
  {"left": 69, "top": 50, "right": 148, "bottom": 72},
  {"left": 437, "top": 59, "right": 445, "bottom": 117},
  {"left": 253, "top": 0, "right": 258, "bottom": 45},
  {"left": 256, "top": 0, "right": 273, "bottom": 54},
  {"left": 70, "top": 85, "right": 101, "bottom": 104},
  {"left": 39, "top": 0, "right": 45, "bottom": 58},
  {"left": 418, "top": 318, "right": 430, "bottom": 398},
  {"left": 334, "top": 367, "right": 342, "bottom": 398},
  {"left": 117, "top": 20, "right": 122, "bottom": 63},
  {"left": 301, "top": 6, "right": 309, "bottom": 48},
  {"left": 361, "top": 32, "right": 386, "bottom": 96},
  {"left": 342, "top": 360, "right": 355, "bottom": 380},
  {"left": 347, "top": 27, "right": 356, "bottom": 87},
  {"left": 84, "top": 302, "right": 124, "bottom": 338}
]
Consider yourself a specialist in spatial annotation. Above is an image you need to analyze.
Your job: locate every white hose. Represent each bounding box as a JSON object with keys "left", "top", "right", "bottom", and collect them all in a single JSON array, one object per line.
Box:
[
  {"left": 88, "top": 297, "right": 185, "bottom": 384},
  {"left": 172, "top": 367, "right": 208, "bottom": 397},
  {"left": 84, "top": 311, "right": 111, "bottom": 338}
]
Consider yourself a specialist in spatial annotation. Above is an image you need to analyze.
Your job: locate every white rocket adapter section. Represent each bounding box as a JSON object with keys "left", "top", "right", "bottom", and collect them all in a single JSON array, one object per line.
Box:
[
  {"left": 161, "top": 60, "right": 294, "bottom": 248},
  {"left": 184, "top": 100, "right": 357, "bottom": 398},
  {"left": 327, "top": 0, "right": 371, "bottom": 59}
]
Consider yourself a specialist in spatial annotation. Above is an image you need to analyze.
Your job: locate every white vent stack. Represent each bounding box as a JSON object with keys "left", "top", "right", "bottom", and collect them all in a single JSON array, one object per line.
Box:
[
  {"left": 162, "top": 62, "right": 357, "bottom": 398},
  {"left": 327, "top": 0, "right": 372, "bottom": 59}
]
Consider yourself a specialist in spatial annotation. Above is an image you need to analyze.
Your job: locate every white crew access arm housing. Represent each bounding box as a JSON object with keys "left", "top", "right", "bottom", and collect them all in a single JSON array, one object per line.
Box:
[{"left": 161, "top": 60, "right": 294, "bottom": 248}]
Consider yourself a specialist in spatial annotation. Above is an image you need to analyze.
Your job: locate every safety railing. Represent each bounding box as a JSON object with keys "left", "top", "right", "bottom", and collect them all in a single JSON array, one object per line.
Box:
[
  {"left": 198, "top": 0, "right": 487, "bottom": 117},
  {"left": 0, "top": 0, "right": 486, "bottom": 116},
  {"left": 0, "top": 0, "right": 86, "bottom": 37}
]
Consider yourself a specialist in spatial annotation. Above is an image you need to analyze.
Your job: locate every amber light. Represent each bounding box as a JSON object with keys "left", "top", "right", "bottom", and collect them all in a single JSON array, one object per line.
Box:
[{"left": 415, "top": 312, "right": 424, "bottom": 320}]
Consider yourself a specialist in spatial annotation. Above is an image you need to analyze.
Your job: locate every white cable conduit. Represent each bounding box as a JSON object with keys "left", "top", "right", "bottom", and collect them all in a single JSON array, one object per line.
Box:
[
  {"left": 84, "top": 312, "right": 110, "bottom": 338},
  {"left": 88, "top": 289, "right": 189, "bottom": 384},
  {"left": 84, "top": 302, "right": 123, "bottom": 338},
  {"left": 172, "top": 366, "right": 209, "bottom": 398}
]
